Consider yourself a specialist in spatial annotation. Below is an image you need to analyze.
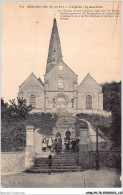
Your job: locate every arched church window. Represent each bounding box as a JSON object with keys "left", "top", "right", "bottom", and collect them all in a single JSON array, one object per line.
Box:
[
  {"left": 58, "top": 76, "right": 64, "bottom": 89},
  {"left": 29, "top": 94, "right": 36, "bottom": 108},
  {"left": 86, "top": 95, "right": 92, "bottom": 109}
]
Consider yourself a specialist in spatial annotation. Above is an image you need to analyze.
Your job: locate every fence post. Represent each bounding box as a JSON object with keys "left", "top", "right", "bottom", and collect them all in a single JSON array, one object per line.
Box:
[{"left": 25, "top": 126, "right": 36, "bottom": 170}]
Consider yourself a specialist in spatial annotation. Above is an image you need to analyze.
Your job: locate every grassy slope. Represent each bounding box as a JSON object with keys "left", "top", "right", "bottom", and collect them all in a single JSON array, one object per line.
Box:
[{"left": 75, "top": 113, "right": 112, "bottom": 140}]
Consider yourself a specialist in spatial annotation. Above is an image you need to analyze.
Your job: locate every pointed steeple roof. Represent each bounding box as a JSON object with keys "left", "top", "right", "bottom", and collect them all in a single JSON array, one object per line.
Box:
[{"left": 46, "top": 18, "right": 62, "bottom": 74}]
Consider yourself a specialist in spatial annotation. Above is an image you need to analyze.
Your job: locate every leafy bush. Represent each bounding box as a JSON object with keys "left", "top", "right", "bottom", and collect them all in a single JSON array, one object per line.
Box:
[
  {"left": 1, "top": 112, "right": 58, "bottom": 152},
  {"left": 1, "top": 119, "right": 26, "bottom": 151},
  {"left": 1, "top": 98, "right": 32, "bottom": 120},
  {"left": 26, "top": 113, "right": 58, "bottom": 135},
  {"left": 102, "top": 81, "right": 121, "bottom": 145},
  {"left": 1, "top": 98, "right": 32, "bottom": 151}
]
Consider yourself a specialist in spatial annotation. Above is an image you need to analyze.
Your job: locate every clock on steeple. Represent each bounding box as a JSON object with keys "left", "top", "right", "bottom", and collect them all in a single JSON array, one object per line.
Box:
[{"left": 58, "top": 65, "right": 63, "bottom": 71}]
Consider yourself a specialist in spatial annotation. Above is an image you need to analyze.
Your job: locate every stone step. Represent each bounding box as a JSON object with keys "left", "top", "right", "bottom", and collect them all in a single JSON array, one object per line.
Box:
[
  {"left": 56, "top": 126, "right": 71, "bottom": 129},
  {"left": 54, "top": 155, "right": 79, "bottom": 157},
  {"left": 33, "top": 165, "right": 80, "bottom": 169},
  {"left": 36, "top": 155, "right": 79, "bottom": 160},
  {"left": 36, "top": 152, "right": 79, "bottom": 157},
  {"left": 35, "top": 159, "right": 78, "bottom": 161},
  {"left": 36, "top": 159, "right": 75, "bottom": 162},
  {"left": 54, "top": 153, "right": 79, "bottom": 156},
  {"left": 36, "top": 157, "right": 79, "bottom": 161},
  {"left": 35, "top": 160, "right": 79, "bottom": 163},
  {"left": 53, "top": 159, "right": 79, "bottom": 161},
  {"left": 57, "top": 119, "right": 75, "bottom": 122},
  {"left": 36, "top": 158, "right": 78, "bottom": 161},
  {"left": 36, "top": 154, "right": 78, "bottom": 158},
  {"left": 26, "top": 168, "right": 82, "bottom": 173},
  {"left": 36, "top": 157, "right": 78, "bottom": 160},
  {"left": 53, "top": 157, "right": 79, "bottom": 160},
  {"left": 27, "top": 151, "right": 80, "bottom": 173},
  {"left": 57, "top": 120, "right": 70, "bottom": 122},
  {"left": 36, "top": 161, "right": 79, "bottom": 164},
  {"left": 35, "top": 163, "right": 79, "bottom": 166}
]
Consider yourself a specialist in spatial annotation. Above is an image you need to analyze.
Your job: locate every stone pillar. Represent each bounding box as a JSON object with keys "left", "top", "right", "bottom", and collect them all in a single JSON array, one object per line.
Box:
[
  {"left": 79, "top": 129, "right": 88, "bottom": 150},
  {"left": 79, "top": 122, "right": 89, "bottom": 169},
  {"left": 25, "top": 126, "right": 36, "bottom": 170}
]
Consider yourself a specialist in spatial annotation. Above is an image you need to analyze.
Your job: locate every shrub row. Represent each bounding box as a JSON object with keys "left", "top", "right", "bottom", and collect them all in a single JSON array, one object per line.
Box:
[{"left": 1, "top": 113, "right": 58, "bottom": 152}]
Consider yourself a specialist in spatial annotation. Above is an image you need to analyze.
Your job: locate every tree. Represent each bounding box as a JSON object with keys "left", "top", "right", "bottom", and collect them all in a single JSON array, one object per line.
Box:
[
  {"left": 102, "top": 81, "right": 121, "bottom": 144},
  {"left": 1, "top": 98, "right": 9, "bottom": 119},
  {"left": 1, "top": 98, "right": 33, "bottom": 120}
]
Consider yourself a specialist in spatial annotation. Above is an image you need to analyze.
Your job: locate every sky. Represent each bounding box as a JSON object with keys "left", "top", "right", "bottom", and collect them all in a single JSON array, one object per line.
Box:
[{"left": 1, "top": 1, "right": 121, "bottom": 102}]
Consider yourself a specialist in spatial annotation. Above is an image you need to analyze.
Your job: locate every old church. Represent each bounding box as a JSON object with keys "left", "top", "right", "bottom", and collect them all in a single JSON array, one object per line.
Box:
[{"left": 18, "top": 18, "right": 103, "bottom": 114}]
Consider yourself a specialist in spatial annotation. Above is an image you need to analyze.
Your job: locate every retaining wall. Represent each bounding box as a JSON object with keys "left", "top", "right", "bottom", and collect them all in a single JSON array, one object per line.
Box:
[
  {"left": 1, "top": 151, "right": 25, "bottom": 174},
  {"left": 79, "top": 150, "right": 121, "bottom": 170}
]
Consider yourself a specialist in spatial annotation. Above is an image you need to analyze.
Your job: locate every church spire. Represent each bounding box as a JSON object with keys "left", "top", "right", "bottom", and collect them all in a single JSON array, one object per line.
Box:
[{"left": 46, "top": 18, "right": 62, "bottom": 73}]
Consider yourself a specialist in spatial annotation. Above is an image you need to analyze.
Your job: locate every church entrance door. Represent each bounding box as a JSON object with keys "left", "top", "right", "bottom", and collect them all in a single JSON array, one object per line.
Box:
[{"left": 56, "top": 97, "right": 66, "bottom": 112}]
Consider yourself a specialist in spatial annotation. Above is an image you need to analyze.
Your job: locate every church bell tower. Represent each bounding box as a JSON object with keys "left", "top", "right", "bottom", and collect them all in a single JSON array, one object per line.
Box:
[{"left": 46, "top": 18, "right": 62, "bottom": 74}]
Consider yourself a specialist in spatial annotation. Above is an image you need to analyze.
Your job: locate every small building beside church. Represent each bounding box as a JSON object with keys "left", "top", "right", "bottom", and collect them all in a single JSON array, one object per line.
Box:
[{"left": 18, "top": 18, "right": 106, "bottom": 115}]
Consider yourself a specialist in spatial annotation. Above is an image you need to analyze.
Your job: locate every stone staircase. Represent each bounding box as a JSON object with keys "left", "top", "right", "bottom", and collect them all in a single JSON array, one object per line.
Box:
[
  {"left": 52, "top": 112, "right": 76, "bottom": 138},
  {"left": 26, "top": 112, "right": 81, "bottom": 173},
  {"left": 26, "top": 151, "right": 82, "bottom": 173}
]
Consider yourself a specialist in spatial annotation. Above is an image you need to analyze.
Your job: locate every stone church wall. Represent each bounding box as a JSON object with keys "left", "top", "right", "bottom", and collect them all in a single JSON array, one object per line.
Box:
[
  {"left": 45, "top": 91, "right": 75, "bottom": 112},
  {"left": 44, "top": 61, "right": 78, "bottom": 112},
  {"left": 19, "top": 75, "right": 44, "bottom": 111},
  {"left": 44, "top": 61, "right": 77, "bottom": 92},
  {"left": 77, "top": 74, "right": 103, "bottom": 111}
]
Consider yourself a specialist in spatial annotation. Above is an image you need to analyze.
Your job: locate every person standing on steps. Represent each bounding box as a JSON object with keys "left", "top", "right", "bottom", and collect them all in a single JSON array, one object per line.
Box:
[
  {"left": 47, "top": 155, "right": 52, "bottom": 175},
  {"left": 48, "top": 137, "right": 53, "bottom": 150},
  {"left": 42, "top": 138, "right": 47, "bottom": 152},
  {"left": 65, "top": 130, "right": 71, "bottom": 141},
  {"left": 54, "top": 137, "right": 58, "bottom": 152},
  {"left": 71, "top": 138, "right": 76, "bottom": 152},
  {"left": 65, "top": 130, "right": 71, "bottom": 151},
  {"left": 65, "top": 139, "right": 70, "bottom": 151},
  {"left": 51, "top": 139, "right": 55, "bottom": 152},
  {"left": 57, "top": 136, "right": 62, "bottom": 153}
]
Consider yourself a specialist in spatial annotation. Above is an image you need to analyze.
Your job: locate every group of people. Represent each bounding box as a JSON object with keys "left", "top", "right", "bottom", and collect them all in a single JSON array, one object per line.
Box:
[
  {"left": 42, "top": 136, "right": 80, "bottom": 153},
  {"left": 42, "top": 137, "right": 63, "bottom": 153},
  {"left": 42, "top": 137, "right": 52, "bottom": 152}
]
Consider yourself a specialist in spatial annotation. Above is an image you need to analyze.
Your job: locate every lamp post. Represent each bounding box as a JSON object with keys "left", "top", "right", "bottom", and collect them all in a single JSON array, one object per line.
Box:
[{"left": 94, "top": 117, "right": 100, "bottom": 170}]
